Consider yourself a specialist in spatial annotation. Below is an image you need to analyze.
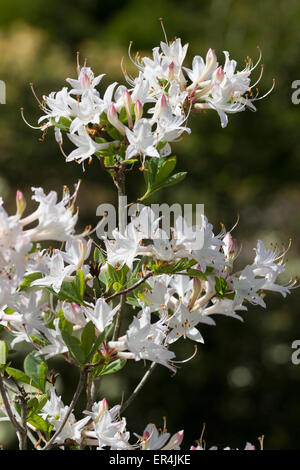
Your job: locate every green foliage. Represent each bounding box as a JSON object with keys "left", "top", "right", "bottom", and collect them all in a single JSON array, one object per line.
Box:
[
  {"left": 6, "top": 354, "right": 48, "bottom": 393},
  {"left": 23, "top": 352, "right": 48, "bottom": 393},
  {"left": 47, "top": 270, "right": 86, "bottom": 305},
  {"left": 140, "top": 156, "right": 187, "bottom": 201},
  {"left": 0, "top": 340, "right": 8, "bottom": 366},
  {"left": 92, "top": 358, "right": 127, "bottom": 378},
  {"left": 80, "top": 321, "right": 95, "bottom": 357},
  {"left": 61, "top": 330, "right": 86, "bottom": 365},
  {"left": 215, "top": 276, "right": 228, "bottom": 297},
  {"left": 20, "top": 273, "right": 43, "bottom": 289},
  {"left": 50, "top": 116, "right": 71, "bottom": 132}
]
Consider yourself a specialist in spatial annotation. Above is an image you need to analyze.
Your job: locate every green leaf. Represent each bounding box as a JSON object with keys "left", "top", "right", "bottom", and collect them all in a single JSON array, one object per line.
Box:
[
  {"left": 0, "top": 341, "right": 8, "bottom": 365},
  {"left": 27, "top": 394, "right": 48, "bottom": 418},
  {"left": 49, "top": 278, "right": 84, "bottom": 305},
  {"left": 107, "top": 264, "right": 121, "bottom": 285},
  {"left": 93, "top": 358, "right": 127, "bottom": 378},
  {"left": 215, "top": 276, "right": 228, "bottom": 297},
  {"left": 154, "top": 156, "right": 177, "bottom": 186},
  {"left": 61, "top": 330, "right": 86, "bottom": 365},
  {"left": 86, "top": 324, "right": 113, "bottom": 362},
  {"left": 57, "top": 309, "right": 73, "bottom": 335},
  {"left": 29, "top": 334, "right": 48, "bottom": 347},
  {"left": 80, "top": 321, "right": 95, "bottom": 358},
  {"left": 20, "top": 272, "right": 43, "bottom": 289},
  {"left": 75, "top": 270, "right": 85, "bottom": 300},
  {"left": 50, "top": 116, "right": 71, "bottom": 132},
  {"left": 6, "top": 367, "right": 40, "bottom": 389},
  {"left": 140, "top": 171, "right": 187, "bottom": 201},
  {"left": 27, "top": 414, "right": 53, "bottom": 438},
  {"left": 40, "top": 362, "right": 48, "bottom": 388},
  {"left": 113, "top": 282, "right": 122, "bottom": 292},
  {"left": 154, "top": 171, "right": 187, "bottom": 191},
  {"left": 24, "top": 352, "right": 48, "bottom": 392},
  {"left": 181, "top": 269, "right": 207, "bottom": 280},
  {"left": 94, "top": 247, "right": 106, "bottom": 264}
]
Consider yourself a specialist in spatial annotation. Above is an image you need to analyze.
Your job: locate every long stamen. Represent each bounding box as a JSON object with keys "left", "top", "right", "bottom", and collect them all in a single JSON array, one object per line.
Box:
[
  {"left": 250, "top": 64, "right": 264, "bottom": 89},
  {"left": 58, "top": 141, "right": 69, "bottom": 159},
  {"left": 128, "top": 41, "right": 143, "bottom": 71},
  {"left": 20, "top": 108, "right": 42, "bottom": 130},
  {"left": 172, "top": 344, "right": 198, "bottom": 364},
  {"left": 251, "top": 46, "right": 263, "bottom": 72},
  {"left": 159, "top": 18, "right": 168, "bottom": 43},
  {"left": 254, "top": 78, "right": 275, "bottom": 101},
  {"left": 29, "top": 83, "right": 47, "bottom": 111}
]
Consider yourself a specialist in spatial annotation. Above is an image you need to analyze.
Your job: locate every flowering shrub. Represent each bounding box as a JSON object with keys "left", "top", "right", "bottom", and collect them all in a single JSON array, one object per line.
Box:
[{"left": 0, "top": 25, "right": 293, "bottom": 450}]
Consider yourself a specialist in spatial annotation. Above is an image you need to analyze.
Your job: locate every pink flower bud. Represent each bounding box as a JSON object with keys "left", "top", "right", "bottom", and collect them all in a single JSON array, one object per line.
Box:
[
  {"left": 79, "top": 70, "right": 90, "bottom": 90},
  {"left": 162, "top": 430, "right": 184, "bottom": 450},
  {"left": 168, "top": 61, "right": 175, "bottom": 81},
  {"left": 100, "top": 397, "right": 109, "bottom": 412},
  {"left": 134, "top": 100, "right": 143, "bottom": 123},
  {"left": 214, "top": 65, "right": 224, "bottom": 83},
  {"left": 152, "top": 94, "right": 167, "bottom": 121},
  {"left": 223, "top": 232, "right": 238, "bottom": 260},
  {"left": 206, "top": 48, "right": 217, "bottom": 67},
  {"left": 16, "top": 190, "right": 26, "bottom": 216},
  {"left": 107, "top": 103, "right": 126, "bottom": 135},
  {"left": 71, "top": 302, "right": 81, "bottom": 313},
  {"left": 77, "top": 239, "right": 88, "bottom": 270}
]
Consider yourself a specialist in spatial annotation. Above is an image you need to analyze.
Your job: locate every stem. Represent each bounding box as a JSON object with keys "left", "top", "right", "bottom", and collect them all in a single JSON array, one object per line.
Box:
[
  {"left": 113, "top": 294, "right": 126, "bottom": 341},
  {"left": 114, "top": 167, "right": 126, "bottom": 236},
  {"left": 0, "top": 373, "right": 26, "bottom": 449},
  {"left": 112, "top": 167, "right": 127, "bottom": 341},
  {"left": 120, "top": 362, "right": 157, "bottom": 414},
  {"left": 42, "top": 371, "right": 86, "bottom": 451},
  {"left": 86, "top": 372, "right": 93, "bottom": 412},
  {"left": 85, "top": 372, "right": 100, "bottom": 412},
  {"left": 106, "top": 272, "right": 154, "bottom": 302},
  {"left": 19, "top": 398, "right": 28, "bottom": 450}
]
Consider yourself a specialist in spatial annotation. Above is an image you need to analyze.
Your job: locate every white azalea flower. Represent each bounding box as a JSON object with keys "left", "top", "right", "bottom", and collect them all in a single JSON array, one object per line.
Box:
[
  {"left": 84, "top": 298, "right": 119, "bottom": 333},
  {"left": 125, "top": 119, "right": 160, "bottom": 160}
]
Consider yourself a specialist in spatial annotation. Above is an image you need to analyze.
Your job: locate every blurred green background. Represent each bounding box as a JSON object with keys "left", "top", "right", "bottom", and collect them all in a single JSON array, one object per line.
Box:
[{"left": 1, "top": 0, "right": 300, "bottom": 450}]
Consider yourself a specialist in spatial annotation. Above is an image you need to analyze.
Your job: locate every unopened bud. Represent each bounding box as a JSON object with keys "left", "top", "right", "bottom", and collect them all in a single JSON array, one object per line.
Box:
[
  {"left": 123, "top": 90, "right": 133, "bottom": 128},
  {"left": 54, "top": 127, "right": 63, "bottom": 144},
  {"left": 79, "top": 68, "right": 90, "bottom": 90},
  {"left": 168, "top": 61, "right": 175, "bottom": 82},
  {"left": 206, "top": 48, "right": 217, "bottom": 68},
  {"left": 100, "top": 398, "right": 109, "bottom": 413},
  {"left": 223, "top": 232, "right": 238, "bottom": 261},
  {"left": 77, "top": 239, "right": 87, "bottom": 269},
  {"left": 197, "top": 48, "right": 217, "bottom": 84},
  {"left": 188, "top": 276, "right": 202, "bottom": 309},
  {"left": 93, "top": 398, "right": 109, "bottom": 424},
  {"left": 134, "top": 100, "right": 143, "bottom": 124},
  {"left": 107, "top": 103, "right": 126, "bottom": 136},
  {"left": 162, "top": 430, "right": 184, "bottom": 450},
  {"left": 213, "top": 65, "right": 224, "bottom": 83},
  {"left": 16, "top": 190, "right": 26, "bottom": 216},
  {"left": 152, "top": 94, "right": 167, "bottom": 121}
]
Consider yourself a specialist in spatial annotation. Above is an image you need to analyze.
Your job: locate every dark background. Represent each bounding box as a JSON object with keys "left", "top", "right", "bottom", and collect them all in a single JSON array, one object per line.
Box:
[{"left": 1, "top": 0, "right": 300, "bottom": 449}]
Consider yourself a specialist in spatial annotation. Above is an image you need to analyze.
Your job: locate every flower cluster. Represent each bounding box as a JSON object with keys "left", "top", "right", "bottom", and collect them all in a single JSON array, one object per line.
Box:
[
  {"left": 0, "top": 30, "right": 291, "bottom": 451},
  {"left": 28, "top": 33, "right": 273, "bottom": 169}
]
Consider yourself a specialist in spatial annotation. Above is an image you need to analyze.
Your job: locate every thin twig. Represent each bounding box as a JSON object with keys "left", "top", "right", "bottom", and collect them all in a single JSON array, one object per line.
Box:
[
  {"left": 42, "top": 370, "right": 86, "bottom": 451},
  {"left": 120, "top": 362, "right": 157, "bottom": 414},
  {"left": 106, "top": 272, "right": 153, "bottom": 303},
  {"left": 112, "top": 166, "right": 127, "bottom": 341},
  {"left": 0, "top": 373, "right": 26, "bottom": 446}
]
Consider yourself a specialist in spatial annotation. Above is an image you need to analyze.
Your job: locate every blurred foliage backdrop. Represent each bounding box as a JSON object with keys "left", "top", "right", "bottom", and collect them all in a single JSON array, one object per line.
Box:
[{"left": 1, "top": 0, "right": 300, "bottom": 450}]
